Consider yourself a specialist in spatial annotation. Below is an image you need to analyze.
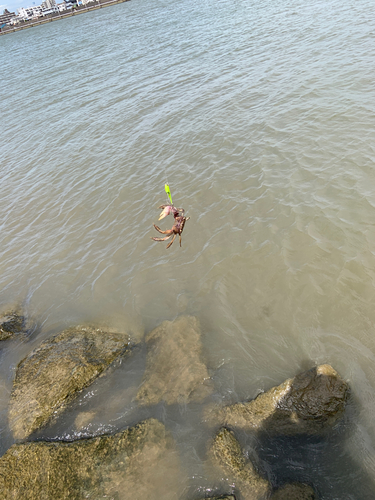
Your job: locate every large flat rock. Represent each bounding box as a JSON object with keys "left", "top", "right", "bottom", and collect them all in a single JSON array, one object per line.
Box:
[
  {"left": 9, "top": 326, "right": 131, "bottom": 439},
  {"left": 136, "top": 316, "right": 213, "bottom": 406},
  {"left": 209, "top": 427, "right": 271, "bottom": 500},
  {"left": 0, "top": 418, "right": 182, "bottom": 500},
  {"left": 205, "top": 365, "right": 348, "bottom": 435}
]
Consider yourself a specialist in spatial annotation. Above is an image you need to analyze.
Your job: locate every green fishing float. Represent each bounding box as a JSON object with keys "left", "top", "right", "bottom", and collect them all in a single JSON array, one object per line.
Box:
[{"left": 165, "top": 183, "right": 173, "bottom": 205}]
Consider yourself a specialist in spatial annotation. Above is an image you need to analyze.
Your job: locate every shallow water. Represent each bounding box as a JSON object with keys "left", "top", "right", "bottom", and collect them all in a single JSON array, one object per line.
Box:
[{"left": 1, "top": 0, "right": 375, "bottom": 497}]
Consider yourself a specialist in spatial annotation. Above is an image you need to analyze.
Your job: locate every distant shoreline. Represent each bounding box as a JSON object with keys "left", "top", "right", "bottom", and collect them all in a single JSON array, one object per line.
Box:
[{"left": 0, "top": 0, "right": 130, "bottom": 36}]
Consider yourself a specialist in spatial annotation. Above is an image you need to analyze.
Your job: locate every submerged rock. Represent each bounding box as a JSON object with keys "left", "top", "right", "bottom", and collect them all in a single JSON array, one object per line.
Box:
[
  {"left": 205, "top": 365, "right": 348, "bottom": 435},
  {"left": 209, "top": 427, "right": 271, "bottom": 500},
  {"left": 0, "top": 311, "right": 25, "bottom": 341},
  {"left": 136, "top": 316, "right": 213, "bottom": 406},
  {"left": 270, "top": 483, "right": 316, "bottom": 499},
  {"left": 0, "top": 418, "right": 182, "bottom": 500},
  {"left": 196, "top": 484, "right": 316, "bottom": 500},
  {"left": 201, "top": 497, "right": 236, "bottom": 500},
  {"left": 74, "top": 411, "right": 97, "bottom": 431},
  {"left": 8, "top": 326, "right": 131, "bottom": 440}
]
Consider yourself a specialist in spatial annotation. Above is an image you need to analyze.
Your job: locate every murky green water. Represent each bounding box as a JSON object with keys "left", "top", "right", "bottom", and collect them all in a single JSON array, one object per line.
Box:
[{"left": 1, "top": 0, "right": 375, "bottom": 497}]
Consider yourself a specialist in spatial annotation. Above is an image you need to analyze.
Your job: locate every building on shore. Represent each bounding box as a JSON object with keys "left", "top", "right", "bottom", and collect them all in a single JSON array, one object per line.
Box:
[
  {"left": 18, "top": 6, "right": 42, "bottom": 20},
  {"left": 17, "top": 0, "right": 62, "bottom": 20},
  {"left": 0, "top": 9, "right": 16, "bottom": 26},
  {"left": 41, "top": 0, "right": 56, "bottom": 8},
  {"left": 1, "top": 0, "right": 113, "bottom": 31}
]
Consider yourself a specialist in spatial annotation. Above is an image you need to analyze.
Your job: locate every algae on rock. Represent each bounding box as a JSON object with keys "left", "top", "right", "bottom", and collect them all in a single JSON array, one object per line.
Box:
[
  {"left": 8, "top": 326, "right": 131, "bottom": 440},
  {"left": 205, "top": 365, "right": 348, "bottom": 435},
  {"left": 209, "top": 427, "right": 271, "bottom": 500},
  {"left": 0, "top": 418, "right": 182, "bottom": 500},
  {"left": 0, "top": 311, "right": 26, "bottom": 341},
  {"left": 137, "top": 316, "right": 213, "bottom": 406},
  {"left": 270, "top": 483, "right": 316, "bottom": 499}
]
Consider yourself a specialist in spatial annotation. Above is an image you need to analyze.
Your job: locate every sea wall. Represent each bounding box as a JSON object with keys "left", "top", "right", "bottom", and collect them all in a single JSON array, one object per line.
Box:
[{"left": 0, "top": 0, "right": 130, "bottom": 36}]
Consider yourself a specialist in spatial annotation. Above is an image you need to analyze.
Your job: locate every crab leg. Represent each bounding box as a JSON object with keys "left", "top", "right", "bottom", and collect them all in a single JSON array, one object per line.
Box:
[
  {"left": 153, "top": 224, "right": 173, "bottom": 235},
  {"left": 151, "top": 235, "right": 173, "bottom": 242},
  {"left": 166, "top": 233, "right": 177, "bottom": 249}
]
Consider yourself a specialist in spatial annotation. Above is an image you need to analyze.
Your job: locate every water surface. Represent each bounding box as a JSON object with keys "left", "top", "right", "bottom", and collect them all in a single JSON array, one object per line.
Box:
[{"left": 1, "top": 0, "right": 375, "bottom": 498}]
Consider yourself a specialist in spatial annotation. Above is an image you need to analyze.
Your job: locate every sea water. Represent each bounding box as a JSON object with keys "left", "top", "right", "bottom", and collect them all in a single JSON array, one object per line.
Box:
[{"left": 1, "top": 0, "right": 375, "bottom": 497}]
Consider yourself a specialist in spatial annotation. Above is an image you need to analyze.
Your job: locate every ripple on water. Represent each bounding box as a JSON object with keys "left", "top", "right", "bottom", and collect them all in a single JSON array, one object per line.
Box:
[{"left": 1, "top": 0, "right": 375, "bottom": 496}]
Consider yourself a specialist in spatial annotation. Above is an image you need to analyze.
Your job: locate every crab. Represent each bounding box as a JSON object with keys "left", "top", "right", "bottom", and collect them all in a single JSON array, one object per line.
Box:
[{"left": 151, "top": 205, "right": 190, "bottom": 249}]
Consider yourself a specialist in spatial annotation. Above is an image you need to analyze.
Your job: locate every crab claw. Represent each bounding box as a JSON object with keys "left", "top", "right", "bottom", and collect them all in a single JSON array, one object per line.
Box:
[{"left": 158, "top": 205, "right": 173, "bottom": 220}]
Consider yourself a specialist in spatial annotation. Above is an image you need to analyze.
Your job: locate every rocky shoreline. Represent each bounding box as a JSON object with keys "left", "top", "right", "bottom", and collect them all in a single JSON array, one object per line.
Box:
[{"left": 0, "top": 310, "right": 350, "bottom": 499}]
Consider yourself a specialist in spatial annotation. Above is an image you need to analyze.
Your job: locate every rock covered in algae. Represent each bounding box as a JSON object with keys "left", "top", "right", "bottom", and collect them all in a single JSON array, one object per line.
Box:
[
  {"left": 9, "top": 326, "right": 131, "bottom": 440},
  {"left": 205, "top": 365, "right": 348, "bottom": 435},
  {"left": 200, "top": 496, "right": 236, "bottom": 500},
  {"left": 136, "top": 316, "right": 213, "bottom": 406},
  {"left": 270, "top": 483, "right": 316, "bottom": 499},
  {"left": 0, "top": 311, "right": 25, "bottom": 341},
  {"left": 0, "top": 418, "right": 182, "bottom": 500},
  {"left": 209, "top": 427, "right": 271, "bottom": 500}
]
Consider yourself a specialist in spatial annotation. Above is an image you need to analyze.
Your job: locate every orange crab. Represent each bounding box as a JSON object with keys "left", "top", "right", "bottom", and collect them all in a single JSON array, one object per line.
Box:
[{"left": 151, "top": 205, "right": 190, "bottom": 249}]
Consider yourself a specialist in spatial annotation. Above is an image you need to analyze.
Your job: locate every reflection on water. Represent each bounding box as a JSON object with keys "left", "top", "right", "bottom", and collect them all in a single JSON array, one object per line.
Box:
[{"left": 1, "top": 0, "right": 375, "bottom": 497}]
